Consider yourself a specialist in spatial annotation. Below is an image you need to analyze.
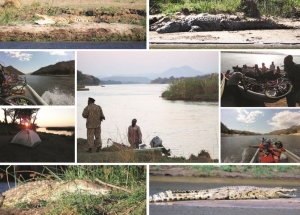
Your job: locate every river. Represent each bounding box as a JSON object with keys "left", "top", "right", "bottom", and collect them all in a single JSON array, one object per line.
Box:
[
  {"left": 221, "top": 52, "right": 300, "bottom": 73},
  {"left": 150, "top": 176, "right": 300, "bottom": 215},
  {"left": 36, "top": 127, "right": 74, "bottom": 136},
  {"left": 221, "top": 135, "right": 300, "bottom": 163},
  {"left": 20, "top": 75, "right": 74, "bottom": 105},
  {"left": 77, "top": 84, "right": 219, "bottom": 159},
  {"left": 0, "top": 42, "right": 146, "bottom": 49}
]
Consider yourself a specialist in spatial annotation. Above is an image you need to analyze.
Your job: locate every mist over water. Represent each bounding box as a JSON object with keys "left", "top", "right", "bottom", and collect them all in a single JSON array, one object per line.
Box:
[{"left": 77, "top": 84, "right": 219, "bottom": 159}]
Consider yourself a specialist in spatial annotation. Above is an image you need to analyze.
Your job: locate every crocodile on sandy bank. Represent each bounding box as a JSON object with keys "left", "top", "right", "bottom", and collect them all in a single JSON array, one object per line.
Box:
[
  {"left": 34, "top": 14, "right": 107, "bottom": 25},
  {"left": 150, "top": 186, "right": 297, "bottom": 202},
  {"left": 151, "top": 14, "right": 295, "bottom": 33},
  {"left": 0, "top": 179, "right": 111, "bottom": 208}
]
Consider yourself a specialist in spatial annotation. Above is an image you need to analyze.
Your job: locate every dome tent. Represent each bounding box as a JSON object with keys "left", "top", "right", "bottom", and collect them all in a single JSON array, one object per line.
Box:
[{"left": 10, "top": 129, "right": 41, "bottom": 148}]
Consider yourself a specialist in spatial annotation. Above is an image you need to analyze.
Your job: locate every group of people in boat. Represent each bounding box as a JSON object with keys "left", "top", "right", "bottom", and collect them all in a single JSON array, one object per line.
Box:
[
  {"left": 249, "top": 138, "right": 286, "bottom": 163},
  {"left": 225, "top": 55, "right": 300, "bottom": 107}
]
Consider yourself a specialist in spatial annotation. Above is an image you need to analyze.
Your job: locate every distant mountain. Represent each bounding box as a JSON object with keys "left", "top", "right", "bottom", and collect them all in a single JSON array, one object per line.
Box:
[
  {"left": 151, "top": 73, "right": 216, "bottom": 84},
  {"left": 3, "top": 66, "right": 24, "bottom": 75},
  {"left": 77, "top": 70, "right": 100, "bottom": 86},
  {"left": 31, "top": 60, "right": 75, "bottom": 76},
  {"left": 266, "top": 125, "right": 300, "bottom": 135},
  {"left": 101, "top": 80, "right": 122, "bottom": 85},
  {"left": 221, "top": 122, "right": 261, "bottom": 135},
  {"left": 156, "top": 66, "right": 205, "bottom": 79},
  {"left": 100, "top": 76, "right": 151, "bottom": 84}
]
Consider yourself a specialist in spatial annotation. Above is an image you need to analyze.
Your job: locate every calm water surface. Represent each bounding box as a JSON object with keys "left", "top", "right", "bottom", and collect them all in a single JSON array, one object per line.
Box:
[
  {"left": 221, "top": 52, "right": 300, "bottom": 73},
  {"left": 150, "top": 177, "right": 300, "bottom": 215},
  {"left": 21, "top": 75, "right": 75, "bottom": 105},
  {"left": 77, "top": 84, "right": 219, "bottom": 159},
  {"left": 0, "top": 42, "right": 146, "bottom": 49},
  {"left": 221, "top": 135, "right": 300, "bottom": 163},
  {"left": 36, "top": 127, "right": 74, "bottom": 136}
]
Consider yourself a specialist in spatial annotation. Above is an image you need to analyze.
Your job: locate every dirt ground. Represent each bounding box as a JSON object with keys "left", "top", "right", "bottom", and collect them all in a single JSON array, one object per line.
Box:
[
  {"left": 0, "top": 0, "right": 146, "bottom": 42},
  {"left": 149, "top": 165, "right": 300, "bottom": 180},
  {"left": 149, "top": 18, "right": 300, "bottom": 48},
  {"left": 0, "top": 133, "right": 75, "bottom": 162}
]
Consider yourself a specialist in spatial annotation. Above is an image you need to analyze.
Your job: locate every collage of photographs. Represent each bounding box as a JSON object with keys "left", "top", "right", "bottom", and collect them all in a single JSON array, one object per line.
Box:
[{"left": 0, "top": 0, "right": 300, "bottom": 215}]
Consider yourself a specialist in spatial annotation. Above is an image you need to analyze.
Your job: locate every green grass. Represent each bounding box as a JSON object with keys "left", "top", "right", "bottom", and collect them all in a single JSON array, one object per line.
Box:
[
  {"left": 150, "top": 0, "right": 300, "bottom": 17},
  {"left": 161, "top": 74, "right": 218, "bottom": 101},
  {"left": 1, "top": 166, "right": 146, "bottom": 214}
]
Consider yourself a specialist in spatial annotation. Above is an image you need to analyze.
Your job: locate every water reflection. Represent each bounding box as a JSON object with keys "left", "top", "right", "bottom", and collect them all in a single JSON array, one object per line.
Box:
[{"left": 37, "top": 127, "right": 74, "bottom": 136}]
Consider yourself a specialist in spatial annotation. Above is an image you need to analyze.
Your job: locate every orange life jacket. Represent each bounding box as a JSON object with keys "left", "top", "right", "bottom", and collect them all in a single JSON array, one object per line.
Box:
[
  {"left": 273, "top": 147, "right": 286, "bottom": 163},
  {"left": 260, "top": 151, "right": 274, "bottom": 163}
]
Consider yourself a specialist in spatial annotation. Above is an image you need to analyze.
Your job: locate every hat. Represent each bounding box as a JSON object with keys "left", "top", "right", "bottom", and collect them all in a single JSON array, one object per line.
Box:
[{"left": 88, "top": 97, "right": 95, "bottom": 102}]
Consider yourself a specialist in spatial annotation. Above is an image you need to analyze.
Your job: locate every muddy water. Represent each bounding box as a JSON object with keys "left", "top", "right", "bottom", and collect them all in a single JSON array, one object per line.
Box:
[
  {"left": 221, "top": 135, "right": 300, "bottom": 163},
  {"left": 150, "top": 177, "right": 300, "bottom": 215},
  {"left": 0, "top": 181, "right": 15, "bottom": 194},
  {"left": 0, "top": 42, "right": 146, "bottom": 49}
]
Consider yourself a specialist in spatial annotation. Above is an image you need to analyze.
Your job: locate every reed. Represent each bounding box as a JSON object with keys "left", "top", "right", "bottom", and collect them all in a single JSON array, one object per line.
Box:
[{"left": 162, "top": 74, "right": 218, "bottom": 101}]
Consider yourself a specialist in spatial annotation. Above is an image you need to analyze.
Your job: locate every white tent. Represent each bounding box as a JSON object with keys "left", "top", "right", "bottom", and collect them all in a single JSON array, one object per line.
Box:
[{"left": 10, "top": 129, "right": 41, "bottom": 148}]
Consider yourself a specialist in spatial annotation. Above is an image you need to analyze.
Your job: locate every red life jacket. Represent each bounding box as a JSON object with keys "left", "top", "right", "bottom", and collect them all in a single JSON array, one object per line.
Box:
[{"left": 273, "top": 147, "right": 286, "bottom": 163}]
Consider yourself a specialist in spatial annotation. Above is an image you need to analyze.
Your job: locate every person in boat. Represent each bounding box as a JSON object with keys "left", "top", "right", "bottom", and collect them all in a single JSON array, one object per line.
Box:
[
  {"left": 249, "top": 138, "right": 273, "bottom": 150},
  {"left": 261, "top": 63, "right": 267, "bottom": 73},
  {"left": 276, "top": 66, "right": 281, "bottom": 74},
  {"left": 242, "top": 64, "right": 248, "bottom": 73},
  {"left": 225, "top": 70, "right": 231, "bottom": 79},
  {"left": 249, "top": 139, "right": 274, "bottom": 163},
  {"left": 150, "top": 136, "right": 171, "bottom": 156},
  {"left": 253, "top": 64, "right": 262, "bottom": 77},
  {"left": 284, "top": 55, "right": 300, "bottom": 107},
  {"left": 270, "top": 141, "right": 287, "bottom": 163},
  {"left": 270, "top": 62, "right": 275, "bottom": 72},
  {"left": 128, "top": 118, "right": 142, "bottom": 149},
  {"left": 226, "top": 71, "right": 247, "bottom": 107},
  {"left": 82, "top": 97, "right": 105, "bottom": 153}
]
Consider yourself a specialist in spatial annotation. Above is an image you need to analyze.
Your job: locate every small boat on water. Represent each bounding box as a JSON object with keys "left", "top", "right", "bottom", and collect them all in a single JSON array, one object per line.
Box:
[{"left": 250, "top": 148, "right": 300, "bottom": 163}]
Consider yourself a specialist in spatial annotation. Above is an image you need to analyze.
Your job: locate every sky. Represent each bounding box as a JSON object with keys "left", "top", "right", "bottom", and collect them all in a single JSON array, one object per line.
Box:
[
  {"left": 1, "top": 108, "right": 75, "bottom": 127},
  {"left": 77, "top": 51, "right": 219, "bottom": 77},
  {"left": 221, "top": 109, "right": 300, "bottom": 134},
  {"left": 0, "top": 51, "right": 75, "bottom": 74}
]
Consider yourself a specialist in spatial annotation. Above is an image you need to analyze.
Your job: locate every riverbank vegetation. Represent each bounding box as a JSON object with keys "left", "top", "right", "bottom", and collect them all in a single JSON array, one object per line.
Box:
[
  {"left": 150, "top": 165, "right": 300, "bottom": 179},
  {"left": 77, "top": 138, "right": 218, "bottom": 163},
  {"left": 221, "top": 122, "right": 262, "bottom": 135},
  {"left": 150, "top": 0, "right": 300, "bottom": 17},
  {"left": 0, "top": 165, "right": 146, "bottom": 215},
  {"left": 161, "top": 74, "right": 218, "bottom": 101}
]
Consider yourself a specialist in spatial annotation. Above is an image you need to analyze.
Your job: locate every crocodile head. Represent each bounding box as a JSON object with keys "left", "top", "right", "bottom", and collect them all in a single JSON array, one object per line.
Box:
[
  {"left": 156, "top": 21, "right": 182, "bottom": 33},
  {"left": 63, "top": 179, "right": 111, "bottom": 195},
  {"left": 271, "top": 187, "right": 297, "bottom": 198}
]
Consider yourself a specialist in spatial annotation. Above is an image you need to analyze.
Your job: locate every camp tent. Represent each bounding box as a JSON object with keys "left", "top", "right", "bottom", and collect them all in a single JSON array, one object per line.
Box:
[{"left": 10, "top": 129, "right": 41, "bottom": 148}]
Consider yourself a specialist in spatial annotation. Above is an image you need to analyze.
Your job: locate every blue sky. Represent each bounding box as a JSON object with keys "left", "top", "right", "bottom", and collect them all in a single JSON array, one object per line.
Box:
[
  {"left": 221, "top": 109, "right": 300, "bottom": 133},
  {"left": 0, "top": 51, "right": 75, "bottom": 74},
  {"left": 77, "top": 51, "right": 219, "bottom": 77}
]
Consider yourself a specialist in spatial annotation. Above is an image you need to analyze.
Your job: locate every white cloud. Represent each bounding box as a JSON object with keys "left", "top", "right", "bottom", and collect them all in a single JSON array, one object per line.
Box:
[
  {"left": 235, "top": 109, "right": 264, "bottom": 123},
  {"left": 268, "top": 110, "right": 300, "bottom": 130},
  {"left": 47, "top": 51, "right": 68, "bottom": 56},
  {"left": 4, "top": 51, "right": 32, "bottom": 61}
]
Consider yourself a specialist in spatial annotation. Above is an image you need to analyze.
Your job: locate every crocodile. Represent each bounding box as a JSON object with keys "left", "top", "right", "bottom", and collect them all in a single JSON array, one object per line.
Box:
[
  {"left": 154, "top": 14, "right": 294, "bottom": 33},
  {"left": 150, "top": 186, "right": 297, "bottom": 202},
  {"left": 0, "top": 179, "right": 111, "bottom": 208},
  {"left": 34, "top": 14, "right": 105, "bottom": 25}
]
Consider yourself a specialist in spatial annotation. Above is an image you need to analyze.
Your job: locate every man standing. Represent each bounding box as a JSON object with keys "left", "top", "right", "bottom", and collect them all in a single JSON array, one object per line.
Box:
[
  {"left": 128, "top": 119, "right": 142, "bottom": 149},
  {"left": 226, "top": 71, "right": 246, "bottom": 107},
  {"left": 82, "top": 97, "right": 105, "bottom": 153},
  {"left": 284, "top": 55, "right": 300, "bottom": 107},
  {"left": 270, "top": 62, "right": 275, "bottom": 72}
]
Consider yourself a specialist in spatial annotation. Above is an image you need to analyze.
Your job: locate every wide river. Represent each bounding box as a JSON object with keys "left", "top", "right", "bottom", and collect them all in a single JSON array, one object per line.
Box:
[
  {"left": 221, "top": 135, "right": 300, "bottom": 163},
  {"left": 77, "top": 84, "right": 219, "bottom": 159},
  {"left": 150, "top": 176, "right": 300, "bottom": 215},
  {"left": 221, "top": 52, "right": 300, "bottom": 73},
  {"left": 20, "top": 75, "right": 75, "bottom": 105}
]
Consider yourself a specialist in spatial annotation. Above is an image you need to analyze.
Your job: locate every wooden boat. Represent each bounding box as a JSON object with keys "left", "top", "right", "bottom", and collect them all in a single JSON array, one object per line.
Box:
[
  {"left": 111, "top": 140, "right": 164, "bottom": 153},
  {"left": 250, "top": 148, "right": 300, "bottom": 163}
]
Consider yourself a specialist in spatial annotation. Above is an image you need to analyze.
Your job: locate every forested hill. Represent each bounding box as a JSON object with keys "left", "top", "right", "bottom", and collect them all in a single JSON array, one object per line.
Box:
[
  {"left": 3, "top": 66, "right": 24, "bottom": 75},
  {"left": 31, "top": 60, "right": 75, "bottom": 76},
  {"left": 221, "top": 122, "right": 261, "bottom": 135},
  {"left": 266, "top": 125, "right": 300, "bottom": 135},
  {"left": 77, "top": 70, "right": 100, "bottom": 86},
  {"left": 151, "top": 74, "right": 216, "bottom": 84}
]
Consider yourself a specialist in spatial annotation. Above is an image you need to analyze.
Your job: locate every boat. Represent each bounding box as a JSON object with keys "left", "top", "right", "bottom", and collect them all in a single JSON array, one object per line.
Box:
[
  {"left": 110, "top": 139, "right": 164, "bottom": 153},
  {"left": 250, "top": 148, "right": 300, "bottom": 163},
  {"left": 134, "top": 147, "right": 164, "bottom": 153},
  {"left": 220, "top": 73, "right": 225, "bottom": 97}
]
